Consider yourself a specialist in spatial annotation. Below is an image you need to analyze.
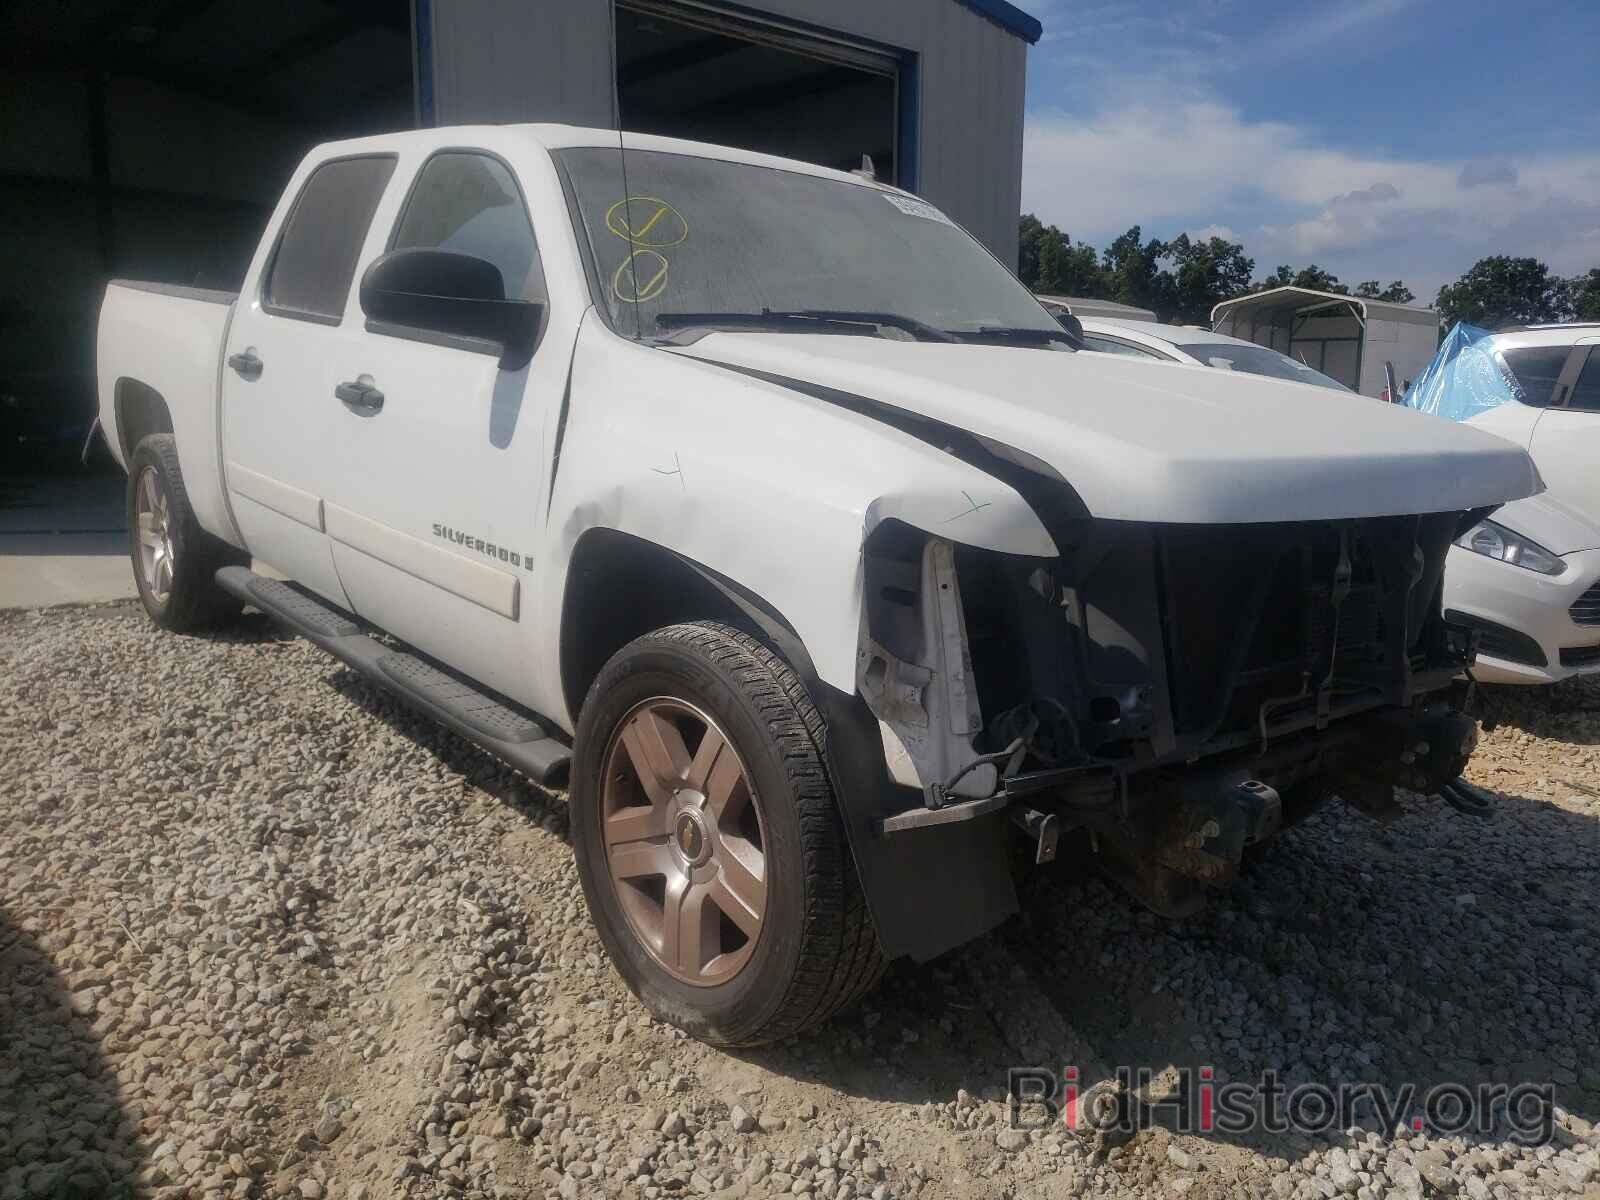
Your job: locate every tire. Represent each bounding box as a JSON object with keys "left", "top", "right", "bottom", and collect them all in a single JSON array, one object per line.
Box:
[
  {"left": 570, "top": 621, "right": 885, "bottom": 1046},
  {"left": 127, "top": 434, "right": 246, "bottom": 632}
]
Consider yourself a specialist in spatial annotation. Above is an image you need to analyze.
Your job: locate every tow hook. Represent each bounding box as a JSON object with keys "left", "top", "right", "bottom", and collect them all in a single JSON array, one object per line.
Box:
[{"left": 1009, "top": 806, "right": 1060, "bottom": 864}]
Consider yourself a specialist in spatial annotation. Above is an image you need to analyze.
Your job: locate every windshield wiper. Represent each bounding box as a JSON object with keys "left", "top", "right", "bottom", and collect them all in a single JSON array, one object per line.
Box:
[
  {"left": 654, "top": 309, "right": 957, "bottom": 343},
  {"left": 950, "top": 325, "right": 1083, "bottom": 349}
]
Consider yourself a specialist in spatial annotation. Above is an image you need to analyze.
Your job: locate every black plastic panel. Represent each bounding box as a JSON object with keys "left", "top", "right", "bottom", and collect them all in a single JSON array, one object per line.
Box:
[
  {"left": 376, "top": 654, "right": 543, "bottom": 743},
  {"left": 246, "top": 577, "right": 360, "bottom": 638}
]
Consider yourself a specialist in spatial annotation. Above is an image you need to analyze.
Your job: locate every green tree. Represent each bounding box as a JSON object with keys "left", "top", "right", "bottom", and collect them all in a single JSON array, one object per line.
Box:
[
  {"left": 1570, "top": 268, "right": 1600, "bottom": 321},
  {"left": 1436, "top": 256, "right": 1572, "bottom": 328},
  {"left": 1017, "top": 214, "right": 1063, "bottom": 290},
  {"left": 1258, "top": 265, "right": 1296, "bottom": 290},
  {"left": 1355, "top": 280, "right": 1415, "bottom": 304},
  {"left": 1101, "top": 226, "right": 1171, "bottom": 314},
  {"left": 1017, "top": 215, "right": 1108, "bottom": 297},
  {"left": 1290, "top": 265, "right": 1347, "bottom": 294},
  {"left": 1164, "top": 233, "right": 1255, "bottom": 325}
]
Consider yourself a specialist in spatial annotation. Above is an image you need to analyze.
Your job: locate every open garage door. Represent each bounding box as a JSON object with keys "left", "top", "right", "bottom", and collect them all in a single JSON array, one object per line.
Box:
[
  {"left": 0, "top": 0, "right": 414, "bottom": 468},
  {"left": 616, "top": 1, "right": 908, "bottom": 186}
]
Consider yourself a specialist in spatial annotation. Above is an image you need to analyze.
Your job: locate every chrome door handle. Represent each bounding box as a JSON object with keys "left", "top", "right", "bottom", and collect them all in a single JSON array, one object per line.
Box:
[{"left": 227, "top": 350, "right": 263, "bottom": 379}]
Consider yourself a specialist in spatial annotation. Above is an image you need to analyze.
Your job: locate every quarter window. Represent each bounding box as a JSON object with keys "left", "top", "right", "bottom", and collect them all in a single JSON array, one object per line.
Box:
[
  {"left": 391, "top": 153, "right": 545, "bottom": 302},
  {"left": 264, "top": 156, "right": 396, "bottom": 322},
  {"left": 1499, "top": 346, "right": 1571, "bottom": 407},
  {"left": 1567, "top": 348, "right": 1600, "bottom": 412}
]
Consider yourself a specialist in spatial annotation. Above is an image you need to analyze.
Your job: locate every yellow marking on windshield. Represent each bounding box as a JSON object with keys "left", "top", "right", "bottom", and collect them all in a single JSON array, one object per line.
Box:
[
  {"left": 605, "top": 197, "right": 688, "bottom": 247},
  {"left": 612, "top": 249, "right": 669, "bottom": 304}
]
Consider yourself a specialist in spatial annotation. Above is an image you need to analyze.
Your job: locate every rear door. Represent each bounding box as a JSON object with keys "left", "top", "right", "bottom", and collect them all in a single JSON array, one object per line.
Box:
[
  {"left": 221, "top": 153, "right": 398, "bottom": 603},
  {"left": 1529, "top": 340, "right": 1600, "bottom": 522},
  {"left": 319, "top": 149, "right": 575, "bottom": 706},
  {"left": 1465, "top": 342, "right": 1572, "bottom": 449}
]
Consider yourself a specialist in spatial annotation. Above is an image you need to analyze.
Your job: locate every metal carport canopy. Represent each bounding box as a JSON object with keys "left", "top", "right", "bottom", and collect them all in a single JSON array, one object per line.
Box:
[
  {"left": 1212, "top": 286, "right": 1370, "bottom": 330},
  {"left": 1210, "top": 286, "right": 1438, "bottom": 330}
]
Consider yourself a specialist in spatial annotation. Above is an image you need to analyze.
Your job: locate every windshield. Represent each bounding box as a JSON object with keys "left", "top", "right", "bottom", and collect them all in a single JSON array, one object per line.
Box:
[
  {"left": 1181, "top": 342, "right": 1350, "bottom": 391},
  {"left": 556, "top": 147, "right": 1062, "bottom": 340}
]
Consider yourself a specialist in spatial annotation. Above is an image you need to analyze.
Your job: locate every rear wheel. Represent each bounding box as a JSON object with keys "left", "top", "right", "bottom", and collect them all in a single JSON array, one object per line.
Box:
[
  {"left": 570, "top": 621, "right": 885, "bottom": 1046},
  {"left": 127, "top": 434, "right": 246, "bottom": 631}
]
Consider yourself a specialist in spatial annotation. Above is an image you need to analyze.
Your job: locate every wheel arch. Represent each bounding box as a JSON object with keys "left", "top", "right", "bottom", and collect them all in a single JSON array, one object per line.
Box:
[
  {"left": 113, "top": 378, "right": 175, "bottom": 463},
  {"left": 558, "top": 528, "right": 819, "bottom": 724},
  {"left": 557, "top": 526, "right": 1020, "bottom": 966}
]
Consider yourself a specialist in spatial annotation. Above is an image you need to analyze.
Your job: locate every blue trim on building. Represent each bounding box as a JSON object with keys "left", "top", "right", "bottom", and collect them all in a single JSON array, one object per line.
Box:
[
  {"left": 954, "top": 0, "right": 1042, "bottom": 43},
  {"left": 412, "top": 0, "right": 435, "bottom": 126},
  {"left": 896, "top": 53, "right": 920, "bottom": 191}
]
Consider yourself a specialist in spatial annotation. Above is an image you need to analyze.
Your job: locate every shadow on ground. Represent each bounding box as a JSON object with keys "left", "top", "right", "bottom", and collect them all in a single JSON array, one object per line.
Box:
[
  {"left": 0, "top": 906, "right": 146, "bottom": 1198},
  {"left": 742, "top": 773, "right": 1600, "bottom": 1159}
]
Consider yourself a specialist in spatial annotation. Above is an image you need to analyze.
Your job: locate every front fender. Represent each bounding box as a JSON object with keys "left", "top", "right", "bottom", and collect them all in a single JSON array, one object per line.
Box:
[{"left": 544, "top": 324, "right": 1060, "bottom": 696}]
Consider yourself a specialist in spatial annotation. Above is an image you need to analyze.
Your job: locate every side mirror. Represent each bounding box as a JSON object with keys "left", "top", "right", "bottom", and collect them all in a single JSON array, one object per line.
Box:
[
  {"left": 359, "top": 248, "right": 543, "bottom": 370},
  {"left": 1055, "top": 312, "right": 1086, "bottom": 345}
]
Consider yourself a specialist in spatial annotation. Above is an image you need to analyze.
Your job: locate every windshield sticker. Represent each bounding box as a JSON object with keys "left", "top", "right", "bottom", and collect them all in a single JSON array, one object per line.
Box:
[
  {"left": 881, "top": 193, "right": 953, "bottom": 225},
  {"left": 605, "top": 197, "right": 689, "bottom": 247},
  {"left": 612, "top": 249, "right": 670, "bottom": 304}
]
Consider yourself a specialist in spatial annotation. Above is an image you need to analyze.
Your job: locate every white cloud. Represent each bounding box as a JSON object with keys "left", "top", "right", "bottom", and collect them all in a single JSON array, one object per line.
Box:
[{"left": 1022, "top": 85, "right": 1600, "bottom": 299}]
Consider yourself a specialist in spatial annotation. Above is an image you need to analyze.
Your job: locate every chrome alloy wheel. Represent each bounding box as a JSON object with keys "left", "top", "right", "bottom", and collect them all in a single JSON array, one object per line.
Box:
[
  {"left": 599, "top": 697, "right": 768, "bottom": 987},
  {"left": 134, "top": 466, "right": 175, "bottom": 606}
]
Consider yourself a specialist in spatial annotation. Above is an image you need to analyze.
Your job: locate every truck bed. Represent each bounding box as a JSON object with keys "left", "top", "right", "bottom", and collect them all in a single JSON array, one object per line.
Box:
[
  {"left": 106, "top": 279, "right": 239, "bottom": 306},
  {"left": 96, "top": 278, "right": 241, "bottom": 549}
]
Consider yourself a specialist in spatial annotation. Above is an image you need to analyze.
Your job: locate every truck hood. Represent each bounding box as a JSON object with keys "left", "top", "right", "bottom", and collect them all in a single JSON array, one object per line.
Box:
[{"left": 669, "top": 334, "right": 1542, "bottom": 524}]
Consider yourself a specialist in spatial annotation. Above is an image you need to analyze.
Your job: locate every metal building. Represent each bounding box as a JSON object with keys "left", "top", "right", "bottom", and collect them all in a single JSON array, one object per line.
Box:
[
  {"left": 427, "top": 0, "right": 1040, "bottom": 264},
  {"left": 0, "top": 0, "right": 1041, "bottom": 466},
  {"left": 1211, "top": 287, "right": 1442, "bottom": 400}
]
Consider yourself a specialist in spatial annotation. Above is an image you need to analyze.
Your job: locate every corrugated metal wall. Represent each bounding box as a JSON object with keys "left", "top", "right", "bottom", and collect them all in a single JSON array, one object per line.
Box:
[{"left": 427, "top": 0, "right": 1028, "bottom": 266}]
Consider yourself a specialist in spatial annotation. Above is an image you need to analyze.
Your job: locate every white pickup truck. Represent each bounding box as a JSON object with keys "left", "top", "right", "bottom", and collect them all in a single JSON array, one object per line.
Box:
[{"left": 98, "top": 125, "right": 1539, "bottom": 1047}]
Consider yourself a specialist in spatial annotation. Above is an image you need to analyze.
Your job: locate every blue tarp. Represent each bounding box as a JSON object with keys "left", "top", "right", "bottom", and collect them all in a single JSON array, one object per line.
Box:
[{"left": 1402, "top": 321, "right": 1515, "bottom": 422}]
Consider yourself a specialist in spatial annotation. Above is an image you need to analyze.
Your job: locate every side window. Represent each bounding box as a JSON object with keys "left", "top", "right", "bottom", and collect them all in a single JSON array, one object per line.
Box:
[
  {"left": 390, "top": 153, "right": 546, "bottom": 302},
  {"left": 1567, "top": 348, "right": 1600, "bottom": 412},
  {"left": 1499, "top": 346, "right": 1571, "bottom": 407},
  {"left": 264, "top": 156, "right": 397, "bottom": 323},
  {"left": 1083, "top": 334, "right": 1163, "bottom": 360}
]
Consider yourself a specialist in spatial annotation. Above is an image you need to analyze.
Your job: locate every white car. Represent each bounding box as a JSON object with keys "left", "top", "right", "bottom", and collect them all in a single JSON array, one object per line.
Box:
[
  {"left": 95, "top": 125, "right": 1537, "bottom": 1045},
  {"left": 1444, "top": 495, "right": 1600, "bottom": 683},
  {"left": 1085, "top": 318, "right": 1600, "bottom": 685},
  {"left": 1075, "top": 317, "right": 1352, "bottom": 392},
  {"left": 1457, "top": 324, "right": 1600, "bottom": 526},
  {"left": 1436, "top": 325, "right": 1600, "bottom": 683}
]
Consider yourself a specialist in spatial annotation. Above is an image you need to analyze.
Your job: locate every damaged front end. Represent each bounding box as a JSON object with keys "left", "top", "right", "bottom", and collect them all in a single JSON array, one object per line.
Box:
[{"left": 857, "top": 509, "right": 1485, "bottom": 922}]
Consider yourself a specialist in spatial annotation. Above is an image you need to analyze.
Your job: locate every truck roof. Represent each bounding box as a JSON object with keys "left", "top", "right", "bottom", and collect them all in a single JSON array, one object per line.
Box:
[{"left": 304, "top": 123, "right": 894, "bottom": 193}]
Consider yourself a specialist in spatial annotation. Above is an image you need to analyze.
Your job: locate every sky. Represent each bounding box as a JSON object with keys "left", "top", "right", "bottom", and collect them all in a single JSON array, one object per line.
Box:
[{"left": 1018, "top": 0, "right": 1600, "bottom": 303}]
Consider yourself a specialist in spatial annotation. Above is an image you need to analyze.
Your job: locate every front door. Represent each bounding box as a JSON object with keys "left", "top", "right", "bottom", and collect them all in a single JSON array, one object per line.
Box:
[
  {"left": 320, "top": 150, "right": 574, "bottom": 707},
  {"left": 221, "top": 153, "right": 399, "bottom": 604},
  {"left": 1530, "top": 341, "right": 1600, "bottom": 523}
]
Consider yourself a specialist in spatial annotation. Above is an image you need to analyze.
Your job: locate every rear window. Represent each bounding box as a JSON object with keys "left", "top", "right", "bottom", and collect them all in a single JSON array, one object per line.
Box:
[
  {"left": 1499, "top": 346, "right": 1570, "bottom": 407},
  {"left": 264, "top": 156, "right": 396, "bottom": 323},
  {"left": 1082, "top": 334, "right": 1165, "bottom": 360},
  {"left": 1179, "top": 342, "right": 1349, "bottom": 391}
]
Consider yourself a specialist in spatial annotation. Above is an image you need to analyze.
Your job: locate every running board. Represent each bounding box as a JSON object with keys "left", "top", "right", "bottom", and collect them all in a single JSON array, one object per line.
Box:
[{"left": 215, "top": 566, "right": 570, "bottom": 784}]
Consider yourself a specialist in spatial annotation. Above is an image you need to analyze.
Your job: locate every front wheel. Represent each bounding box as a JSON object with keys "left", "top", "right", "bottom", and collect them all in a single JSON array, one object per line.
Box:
[
  {"left": 569, "top": 622, "right": 885, "bottom": 1046},
  {"left": 127, "top": 434, "right": 245, "bottom": 631}
]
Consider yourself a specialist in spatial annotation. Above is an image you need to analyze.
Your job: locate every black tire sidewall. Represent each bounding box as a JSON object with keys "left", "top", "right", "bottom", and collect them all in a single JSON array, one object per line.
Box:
[
  {"left": 571, "top": 634, "right": 812, "bottom": 1043},
  {"left": 127, "top": 435, "right": 232, "bottom": 632}
]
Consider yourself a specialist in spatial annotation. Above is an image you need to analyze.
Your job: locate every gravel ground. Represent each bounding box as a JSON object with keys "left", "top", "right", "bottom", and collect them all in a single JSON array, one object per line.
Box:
[{"left": 2, "top": 601, "right": 1598, "bottom": 1200}]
